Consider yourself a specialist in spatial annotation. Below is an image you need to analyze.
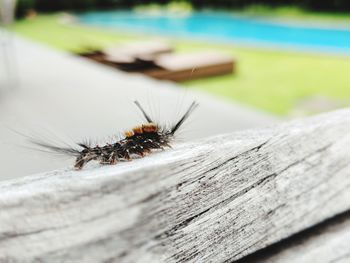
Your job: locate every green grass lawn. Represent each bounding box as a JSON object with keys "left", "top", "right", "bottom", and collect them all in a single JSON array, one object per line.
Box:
[
  {"left": 12, "top": 14, "right": 145, "bottom": 53},
  {"left": 12, "top": 14, "right": 350, "bottom": 115}
]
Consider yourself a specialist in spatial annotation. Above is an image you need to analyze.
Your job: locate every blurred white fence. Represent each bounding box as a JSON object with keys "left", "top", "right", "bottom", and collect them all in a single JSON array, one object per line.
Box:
[
  {"left": 0, "top": 0, "right": 16, "bottom": 25},
  {"left": 0, "top": 0, "right": 18, "bottom": 91}
]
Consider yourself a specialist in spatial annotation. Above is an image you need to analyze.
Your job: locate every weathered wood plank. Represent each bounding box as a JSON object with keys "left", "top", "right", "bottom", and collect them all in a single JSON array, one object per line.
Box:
[
  {"left": 1, "top": 109, "right": 350, "bottom": 262},
  {"left": 239, "top": 210, "right": 350, "bottom": 263}
]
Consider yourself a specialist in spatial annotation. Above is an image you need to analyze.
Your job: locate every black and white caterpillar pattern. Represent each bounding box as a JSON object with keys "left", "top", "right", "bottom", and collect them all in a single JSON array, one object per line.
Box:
[{"left": 32, "top": 101, "right": 198, "bottom": 170}]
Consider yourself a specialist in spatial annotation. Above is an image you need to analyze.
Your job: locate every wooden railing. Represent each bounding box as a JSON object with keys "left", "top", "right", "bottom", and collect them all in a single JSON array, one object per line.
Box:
[{"left": 1, "top": 108, "right": 350, "bottom": 262}]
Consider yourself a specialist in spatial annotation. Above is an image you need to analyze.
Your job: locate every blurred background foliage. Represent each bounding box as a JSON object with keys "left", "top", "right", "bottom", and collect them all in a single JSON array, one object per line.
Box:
[{"left": 16, "top": 0, "right": 350, "bottom": 17}]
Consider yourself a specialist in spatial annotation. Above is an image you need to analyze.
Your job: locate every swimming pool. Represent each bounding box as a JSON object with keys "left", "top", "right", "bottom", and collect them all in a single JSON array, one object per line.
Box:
[{"left": 78, "top": 11, "right": 350, "bottom": 53}]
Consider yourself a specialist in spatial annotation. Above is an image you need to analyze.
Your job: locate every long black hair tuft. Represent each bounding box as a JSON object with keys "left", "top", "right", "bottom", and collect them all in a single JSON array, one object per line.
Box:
[{"left": 31, "top": 101, "right": 198, "bottom": 169}]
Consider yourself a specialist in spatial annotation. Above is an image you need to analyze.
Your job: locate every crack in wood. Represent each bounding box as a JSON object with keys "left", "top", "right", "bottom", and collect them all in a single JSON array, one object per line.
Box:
[{"left": 148, "top": 142, "right": 334, "bottom": 252}]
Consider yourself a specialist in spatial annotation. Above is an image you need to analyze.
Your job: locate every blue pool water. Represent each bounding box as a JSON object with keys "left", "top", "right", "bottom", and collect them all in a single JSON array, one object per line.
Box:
[{"left": 78, "top": 11, "right": 350, "bottom": 53}]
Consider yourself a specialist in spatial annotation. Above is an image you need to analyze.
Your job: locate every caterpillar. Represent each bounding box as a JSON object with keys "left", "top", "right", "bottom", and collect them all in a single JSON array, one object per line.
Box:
[{"left": 31, "top": 101, "right": 198, "bottom": 170}]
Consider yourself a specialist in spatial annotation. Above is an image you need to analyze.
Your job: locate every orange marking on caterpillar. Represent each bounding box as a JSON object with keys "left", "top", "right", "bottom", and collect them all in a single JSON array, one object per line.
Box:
[{"left": 30, "top": 101, "right": 198, "bottom": 170}]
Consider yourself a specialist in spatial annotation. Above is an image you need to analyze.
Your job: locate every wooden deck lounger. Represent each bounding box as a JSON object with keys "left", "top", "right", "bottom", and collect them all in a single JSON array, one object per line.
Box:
[
  {"left": 79, "top": 42, "right": 173, "bottom": 71},
  {"left": 79, "top": 42, "right": 172, "bottom": 63},
  {"left": 79, "top": 45, "right": 235, "bottom": 81},
  {"left": 104, "top": 41, "right": 173, "bottom": 64},
  {"left": 141, "top": 52, "right": 235, "bottom": 81}
]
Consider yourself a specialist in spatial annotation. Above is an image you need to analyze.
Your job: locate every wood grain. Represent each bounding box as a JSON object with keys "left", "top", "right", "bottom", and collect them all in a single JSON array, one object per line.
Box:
[
  {"left": 1, "top": 109, "right": 350, "bottom": 262},
  {"left": 239, "top": 210, "right": 350, "bottom": 263}
]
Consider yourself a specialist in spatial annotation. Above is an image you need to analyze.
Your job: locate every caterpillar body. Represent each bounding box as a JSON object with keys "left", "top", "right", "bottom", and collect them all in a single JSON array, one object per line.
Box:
[{"left": 32, "top": 101, "right": 198, "bottom": 170}]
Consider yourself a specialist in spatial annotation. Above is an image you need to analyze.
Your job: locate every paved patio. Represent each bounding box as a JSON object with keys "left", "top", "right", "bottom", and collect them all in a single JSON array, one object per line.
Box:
[{"left": 0, "top": 33, "right": 279, "bottom": 180}]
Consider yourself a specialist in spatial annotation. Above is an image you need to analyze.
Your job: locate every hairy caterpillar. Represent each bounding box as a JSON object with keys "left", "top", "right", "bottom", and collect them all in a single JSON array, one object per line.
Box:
[{"left": 31, "top": 101, "right": 198, "bottom": 170}]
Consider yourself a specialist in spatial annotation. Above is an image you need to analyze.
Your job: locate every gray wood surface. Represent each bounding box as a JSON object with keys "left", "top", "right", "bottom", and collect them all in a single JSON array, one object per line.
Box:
[
  {"left": 242, "top": 210, "right": 350, "bottom": 263},
  {"left": 1, "top": 109, "right": 350, "bottom": 262}
]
